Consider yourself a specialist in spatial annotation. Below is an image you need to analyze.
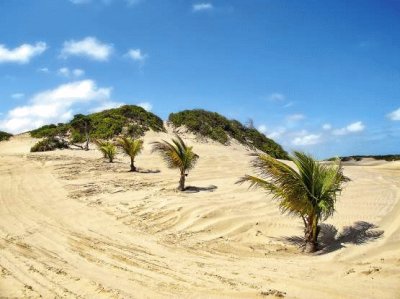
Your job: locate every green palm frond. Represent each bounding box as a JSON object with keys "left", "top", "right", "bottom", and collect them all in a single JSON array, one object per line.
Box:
[
  {"left": 151, "top": 135, "right": 199, "bottom": 173},
  {"left": 238, "top": 152, "right": 349, "bottom": 220},
  {"left": 96, "top": 140, "right": 116, "bottom": 162},
  {"left": 117, "top": 136, "right": 144, "bottom": 158}
]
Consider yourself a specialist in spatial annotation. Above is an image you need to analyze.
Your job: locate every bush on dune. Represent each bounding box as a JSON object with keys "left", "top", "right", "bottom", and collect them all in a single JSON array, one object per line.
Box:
[
  {"left": 0, "top": 131, "right": 12, "bottom": 141},
  {"left": 30, "top": 137, "right": 69, "bottom": 152},
  {"left": 168, "top": 109, "right": 288, "bottom": 159}
]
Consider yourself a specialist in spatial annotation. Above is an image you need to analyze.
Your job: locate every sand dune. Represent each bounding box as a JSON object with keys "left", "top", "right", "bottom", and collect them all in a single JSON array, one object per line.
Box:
[{"left": 0, "top": 131, "right": 399, "bottom": 298}]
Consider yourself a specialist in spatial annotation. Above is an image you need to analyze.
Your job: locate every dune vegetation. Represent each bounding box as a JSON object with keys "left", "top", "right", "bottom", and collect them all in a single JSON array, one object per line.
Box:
[
  {"left": 328, "top": 155, "right": 400, "bottom": 162},
  {"left": 0, "top": 130, "right": 13, "bottom": 141},
  {"left": 168, "top": 109, "right": 288, "bottom": 159},
  {"left": 30, "top": 136, "right": 69, "bottom": 152},
  {"left": 30, "top": 105, "right": 165, "bottom": 144}
]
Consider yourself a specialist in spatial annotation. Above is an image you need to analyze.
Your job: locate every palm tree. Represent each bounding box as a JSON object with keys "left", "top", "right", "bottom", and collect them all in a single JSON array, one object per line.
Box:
[
  {"left": 117, "top": 136, "right": 144, "bottom": 171},
  {"left": 152, "top": 135, "right": 199, "bottom": 191},
  {"left": 237, "top": 151, "right": 349, "bottom": 253},
  {"left": 95, "top": 140, "right": 116, "bottom": 163}
]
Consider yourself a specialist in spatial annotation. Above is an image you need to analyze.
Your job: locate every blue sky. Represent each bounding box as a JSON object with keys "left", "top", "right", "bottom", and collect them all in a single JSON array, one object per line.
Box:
[{"left": 0, "top": 0, "right": 399, "bottom": 158}]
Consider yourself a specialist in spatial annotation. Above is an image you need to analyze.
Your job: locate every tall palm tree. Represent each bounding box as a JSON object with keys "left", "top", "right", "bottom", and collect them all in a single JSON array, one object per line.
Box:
[
  {"left": 117, "top": 136, "right": 144, "bottom": 172},
  {"left": 152, "top": 135, "right": 199, "bottom": 191},
  {"left": 237, "top": 151, "right": 349, "bottom": 253},
  {"left": 95, "top": 140, "right": 116, "bottom": 163}
]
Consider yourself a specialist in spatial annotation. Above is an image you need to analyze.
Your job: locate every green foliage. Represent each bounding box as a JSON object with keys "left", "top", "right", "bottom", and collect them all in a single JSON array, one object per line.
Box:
[
  {"left": 152, "top": 135, "right": 199, "bottom": 190},
  {"left": 0, "top": 131, "right": 12, "bottom": 141},
  {"left": 30, "top": 123, "right": 69, "bottom": 138},
  {"left": 29, "top": 105, "right": 165, "bottom": 143},
  {"left": 96, "top": 140, "right": 117, "bottom": 163},
  {"left": 117, "top": 136, "right": 144, "bottom": 171},
  {"left": 238, "top": 152, "right": 349, "bottom": 252},
  {"left": 30, "top": 137, "right": 69, "bottom": 152},
  {"left": 75, "top": 105, "right": 165, "bottom": 141},
  {"left": 168, "top": 109, "right": 288, "bottom": 159},
  {"left": 327, "top": 155, "right": 400, "bottom": 162}
]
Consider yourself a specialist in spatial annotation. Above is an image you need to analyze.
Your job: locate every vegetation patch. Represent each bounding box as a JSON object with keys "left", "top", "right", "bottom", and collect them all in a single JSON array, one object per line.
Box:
[
  {"left": 168, "top": 109, "right": 288, "bottom": 159},
  {"left": 29, "top": 105, "right": 165, "bottom": 142},
  {"left": 327, "top": 155, "right": 400, "bottom": 162},
  {"left": 0, "top": 131, "right": 12, "bottom": 141},
  {"left": 30, "top": 137, "right": 69, "bottom": 152}
]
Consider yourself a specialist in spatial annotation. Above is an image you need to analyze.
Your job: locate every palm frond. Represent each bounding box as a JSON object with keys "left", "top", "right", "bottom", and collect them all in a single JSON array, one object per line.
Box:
[{"left": 151, "top": 135, "right": 198, "bottom": 172}]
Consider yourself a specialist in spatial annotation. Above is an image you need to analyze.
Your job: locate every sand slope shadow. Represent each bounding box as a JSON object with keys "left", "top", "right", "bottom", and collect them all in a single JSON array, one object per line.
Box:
[
  {"left": 183, "top": 185, "right": 218, "bottom": 193},
  {"left": 281, "top": 221, "right": 384, "bottom": 254}
]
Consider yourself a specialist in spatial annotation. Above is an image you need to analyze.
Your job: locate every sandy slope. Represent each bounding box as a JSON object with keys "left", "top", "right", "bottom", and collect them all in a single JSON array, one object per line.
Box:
[{"left": 0, "top": 131, "right": 399, "bottom": 298}]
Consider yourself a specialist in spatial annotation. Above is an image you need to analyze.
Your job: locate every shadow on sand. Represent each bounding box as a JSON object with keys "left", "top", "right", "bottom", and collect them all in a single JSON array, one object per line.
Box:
[
  {"left": 282, "top": 221, "right": 384, "bottom": 254},
  {"left": 183, "top": 185, "right": 218, "bottom": 193},
  {"left": 134, "top": 168, "right": 161, "bottom": 174}
]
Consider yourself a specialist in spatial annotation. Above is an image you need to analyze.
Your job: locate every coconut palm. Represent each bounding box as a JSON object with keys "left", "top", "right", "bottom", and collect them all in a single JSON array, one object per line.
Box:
[
  {"left": 117, "top": 136, "right": 144, "bottom": 171},
  {"left": 152, "top": 135, "right": 199, "bottom": 191},
  {"left": 237, "top": 151, "right": 349, "bottom": 253},
  {"left": 95, "top": 140, "right": 116, "bottom": 163}
]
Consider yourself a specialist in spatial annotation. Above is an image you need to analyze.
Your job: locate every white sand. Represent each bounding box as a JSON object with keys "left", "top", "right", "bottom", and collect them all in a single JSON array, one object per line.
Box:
[{"left": 0, "top": 131, "right": 399, "bottom": 298}]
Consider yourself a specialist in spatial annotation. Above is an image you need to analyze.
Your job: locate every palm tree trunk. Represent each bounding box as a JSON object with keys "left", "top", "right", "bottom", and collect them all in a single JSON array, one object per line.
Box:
[
  {"left": 130, "top": 157, "right": 136, "bottom": 172},
  {"left": 178, "top": 172, "right": 185, "bottom": 191},
  {"left": 304, "top": 215, "right": 319, "bottom": 253}
]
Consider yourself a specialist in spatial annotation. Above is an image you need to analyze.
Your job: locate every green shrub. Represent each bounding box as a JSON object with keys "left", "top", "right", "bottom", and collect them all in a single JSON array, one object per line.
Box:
[
  {"left": 30, "top": 137, "right": 69, "bottom": 152},
  {"left": 168, "top": 109, "right": 289, "bottom": 159},
  {"left": 327, "top": 155, "right": 400, "bottom": 162},
  {"left": 0, "top": 131, "right": 12, "bottom": 141},
  {"left": 30, "top": 124, "right": 69, "bottom": 138}
]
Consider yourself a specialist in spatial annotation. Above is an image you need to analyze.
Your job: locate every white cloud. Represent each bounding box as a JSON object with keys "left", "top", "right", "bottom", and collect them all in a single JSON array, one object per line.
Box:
[
  {"left": 322, "top": 123, "right": 332, "bottom": 130},
  {"left": 38, "top": 67, "right": 50, "bottom": 73},
  {"left": 333, "top": 121, "right": 365, "bottom": 136},
  {"left": 90, "top": 101, "right": 124, "bottom": 113},
  {"left": 193, "top": 3, "right": 213, "bottom": 12},
  {"left": 58, "top": 67, "right": 85, "bottom": 78},
  {"left": 292, "top": 134, "right": 321, "bottom": 146},
  {"left": 387, "top": 107, "right": 400, "bottom": 121},
  {"left": 347, "top": 121, "right": 364, "bottom": 132},
  {"left": 257, "top": 125, "right": 267, "bottom": 134},
  {"left": 61, "top": 37, "right": 113, "bottom": 61},
  {"left": 267, "top": 127, "right": 286, "bottom": 139},
  {"left": 73, "top": 69, "right": 85, "bottom": 77},
  {"left": 0, "top": 42, "right": 47, "bottom": 64},
  {"left": 0, "top": 80, "right": 111, "bottom": 133},
  {"left": 286, "top": 113, "right": 305, "bottom": 122},
  {"left": 137, "top": 102, "right": 152, "bottom": 111},
  {"left": 126, "top": 49, "right": 147, "bottom": 62},
  {"left": 11, "top": 93, "right": 25, "bottom": 99},
  {"left": 268, "top": 92, "right": 285, "bottom": 102},
  {"left": 283, "top": 101, "right": 294, "bottom": 108}
]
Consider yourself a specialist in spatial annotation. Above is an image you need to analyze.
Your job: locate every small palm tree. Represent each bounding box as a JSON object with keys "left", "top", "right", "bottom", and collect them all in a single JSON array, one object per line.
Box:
[
  {"left": 237, "top": 151, "right": 349, "bottom": 253},
  {"left": 152, "top": 135, "right": 199, "bottom": 191},
  {"left": 95, "top": 140, "right": 116, "bottom": 163},
  {"left": 117, "top": 136, "right": 144, "bottom": 171}
]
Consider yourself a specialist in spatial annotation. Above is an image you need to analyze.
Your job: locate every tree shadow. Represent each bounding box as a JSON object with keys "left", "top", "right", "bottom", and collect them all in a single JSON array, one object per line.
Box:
[
  {"left": 135, "top": 168, "right": 161, "bottom": 174},
  {"left": 281, "top": 221, "right": 384, "bottom": 254},
  {"left": 183, "top": 185, "right": 218, "bottom": 193}
]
